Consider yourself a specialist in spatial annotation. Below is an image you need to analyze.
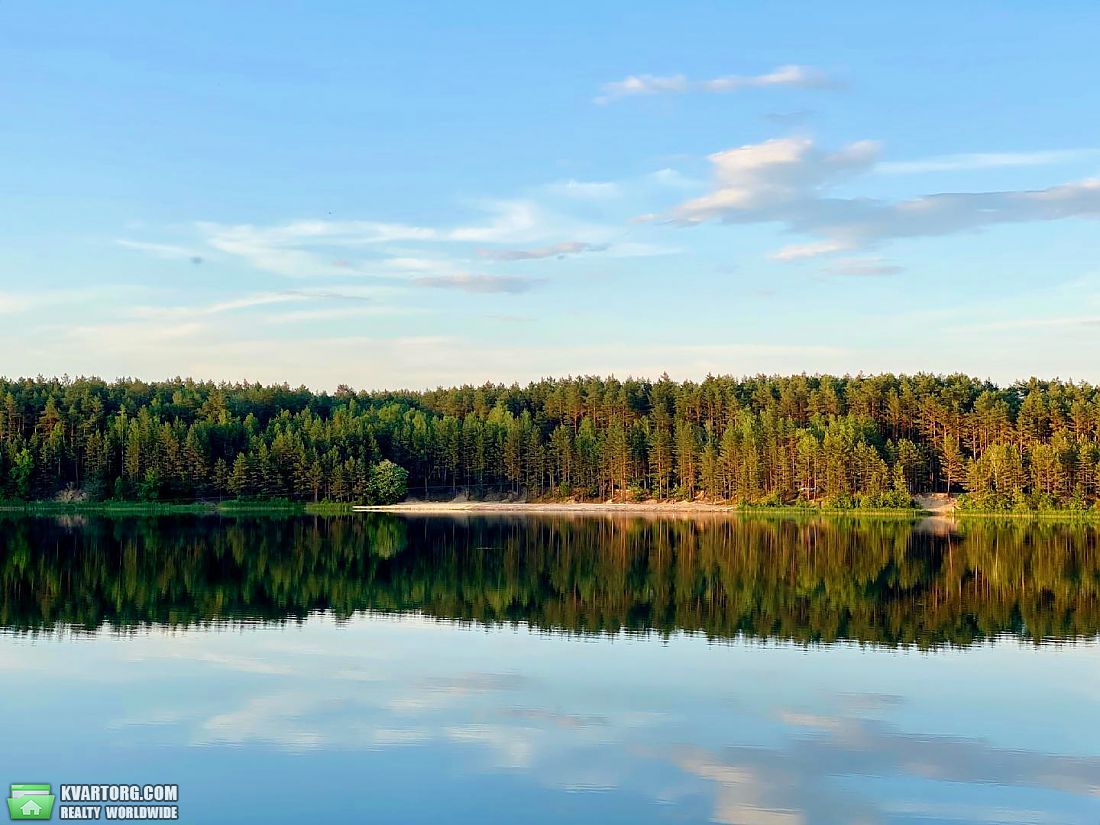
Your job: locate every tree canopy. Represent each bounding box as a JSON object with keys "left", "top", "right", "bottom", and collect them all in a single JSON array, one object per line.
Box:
[{"left": 2, "top": 373, "right": 1100, "bottom": 508}]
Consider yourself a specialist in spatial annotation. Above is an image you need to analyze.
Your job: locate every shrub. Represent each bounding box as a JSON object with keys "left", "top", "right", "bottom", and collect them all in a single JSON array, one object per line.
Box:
[{"left": 367, "top": 460, "right": 409, "bottom": 505}]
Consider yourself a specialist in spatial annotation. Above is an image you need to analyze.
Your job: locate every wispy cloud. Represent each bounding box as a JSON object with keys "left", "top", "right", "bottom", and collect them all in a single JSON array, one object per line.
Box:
[
  {"left": 648, "top": 168, "right": 703, "bottom": 190},
  {"left": 545, "top": 179, "right": 620, "bottom": 199},
  {"left": 602, "top": 241, "right": 680, "bottom": 258},
  {"left": 964, "top": 314, "right": 1100, "bottom": 332},
  {"left": 265, "top": 306, "right": 426, "bottom": 324},
  {"left": 127, "top": 292, "right": 308, "bottom": 320},
  {"left": 8, "top": 318, "right": 862, "bottom": 388},
  {"left": 0, "top": 286, "right": 146, "bottom": 316},
  {"left": 0, "top": 293, "right": 32, "bottom": 314},
  {"left": 196, "top": 220, "right": 436, "bottom": 278},
  {"left": 478, "top": 241, "right": 607, "bottom": 261},
  {"left": 764, "top": 110, "right": 815, "bottom": 128},
  {"left": 206, "top": 293, "right": 311, "bottom": 314},
  {"left": 116, "top": 239, "right": 205, "bottom": 263},
  {"left": 769, "top": 241, "right": 851, "bottom": 261},
  {"left": 63, "top": 320, "right": 209, "bottom": 349},
  {"left": 878, "top": 148, "right": 1100, "bottom": 175},
  {"left": 446, "top": 200, "right": 547, "bottom": 244},
  {"left": 191, "top": 199, "right": 614, "bottom": 280},
  {"left": 824, "top": 257, "right": 904, "bottom": 277},
  {"left": 412, "top": 274, "right": 541, "bottom": 294},
  {"left": 125, "top": 287, "right": 389, "bottom": 322},
  {"left": 596, "top": 65, "right": 834, "bottom": 104}
]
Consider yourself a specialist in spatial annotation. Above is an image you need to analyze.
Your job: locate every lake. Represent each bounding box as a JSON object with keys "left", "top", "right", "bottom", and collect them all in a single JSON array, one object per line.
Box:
[{"left": 1, "top": 514, "right": 1098, "bottom": 824}]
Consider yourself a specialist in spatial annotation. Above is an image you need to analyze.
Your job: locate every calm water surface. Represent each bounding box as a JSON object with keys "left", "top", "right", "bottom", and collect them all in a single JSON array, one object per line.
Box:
[{"left": 1, "top": 514, "right": 1098, "bottom": 824}]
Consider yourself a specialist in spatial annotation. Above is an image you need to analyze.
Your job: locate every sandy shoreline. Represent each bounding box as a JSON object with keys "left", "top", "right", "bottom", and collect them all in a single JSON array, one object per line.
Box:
[
  {"left": 352, "top": 501, "right": 925, "bottom": 516},
  {"left": 357, "top": 501, "right": 735, "bottom": 513}
]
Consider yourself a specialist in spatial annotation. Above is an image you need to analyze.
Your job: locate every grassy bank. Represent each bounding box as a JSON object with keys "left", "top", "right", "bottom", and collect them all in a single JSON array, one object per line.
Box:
[
  {"left": 5, "top": 499, "right": 1100, "bottom": 521},
  {"left": 0, "top": 500, "right": 356, "bottom": 516},
  {"left": 735, "top": 504, "right": 923, "bottom": 518},
  {"left": 952, "top": 509, "right": 1100, "bottom": 521}
]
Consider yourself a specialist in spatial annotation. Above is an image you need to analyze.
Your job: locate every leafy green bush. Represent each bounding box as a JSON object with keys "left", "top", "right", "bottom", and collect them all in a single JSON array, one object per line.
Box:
[
  {"left": 367, "top": 460, "right": 409, "bottom": 505},
  {"left": 855, "top": 491, "right": 913, "bottom": 509}
]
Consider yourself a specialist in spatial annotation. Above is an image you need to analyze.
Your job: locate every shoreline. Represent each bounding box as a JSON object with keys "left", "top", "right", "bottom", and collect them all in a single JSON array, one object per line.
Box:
[
  {"left": 356, "top": 501, "right": 923, "bottom": 517},
  {"left": 2, "top": 500, "right": 1099, "bottom": 521},
  {"left": 355, "top": 501, "right": 1100, "bottom": 520},
  {"left": 0, "top": 501, "right": 354, "bottom": 516}
]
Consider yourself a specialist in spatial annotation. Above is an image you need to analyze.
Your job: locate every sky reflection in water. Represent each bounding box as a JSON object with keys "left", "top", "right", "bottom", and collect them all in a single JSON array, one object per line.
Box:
[
  {"left": 2, "top": 616, "right": 1099, "bottom": 824},
  {"left": 1, "top": 513, "right": 1099, "bottom": 824}
]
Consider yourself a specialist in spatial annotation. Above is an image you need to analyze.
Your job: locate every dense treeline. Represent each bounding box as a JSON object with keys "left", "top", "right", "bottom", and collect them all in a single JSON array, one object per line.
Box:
[
  {"left": 2, "top": 514, "right": 1097, "bottom": 646},
  {"left": 3, "top": 373, "right": 1100, "bottom": 508}
]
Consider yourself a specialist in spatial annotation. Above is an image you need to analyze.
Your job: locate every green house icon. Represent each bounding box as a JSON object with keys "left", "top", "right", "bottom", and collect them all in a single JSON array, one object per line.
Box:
[
  {"left": 7, "top": 785, "right": 55, "bottom": 820},
  {"left": 19, "top": 800, "right": 42, "bottom": 818}
]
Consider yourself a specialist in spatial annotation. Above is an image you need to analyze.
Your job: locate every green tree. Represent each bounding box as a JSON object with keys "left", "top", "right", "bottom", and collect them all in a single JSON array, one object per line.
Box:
[{"left": 368, "top": 459, "right": 409, "bottom": 504}]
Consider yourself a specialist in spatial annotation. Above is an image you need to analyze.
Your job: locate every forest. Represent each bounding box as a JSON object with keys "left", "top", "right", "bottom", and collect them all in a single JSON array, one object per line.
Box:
[{"left": 2, "top": 373, "right": 1100, "bottom": 510}]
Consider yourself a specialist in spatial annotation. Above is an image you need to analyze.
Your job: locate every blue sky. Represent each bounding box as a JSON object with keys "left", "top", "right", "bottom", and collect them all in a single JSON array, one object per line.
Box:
[{"left": 3, "top": 1, "right": 1100, "bottom": 389}]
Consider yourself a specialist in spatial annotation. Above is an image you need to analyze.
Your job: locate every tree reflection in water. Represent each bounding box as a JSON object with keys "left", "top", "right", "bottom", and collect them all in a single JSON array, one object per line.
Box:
[{"left": 1, "top": 514, "right": 1097, "bottom": 647}]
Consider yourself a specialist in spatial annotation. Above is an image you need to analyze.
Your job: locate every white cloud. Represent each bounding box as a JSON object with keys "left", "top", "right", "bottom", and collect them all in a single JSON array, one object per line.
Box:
[
  {"left": 669, "top": 136, "right": 1100, "bottom": 258},
  {"left": 478, "top": 241, "right": 607, "bottom": 261},
  {"left": 191, "top": 199, "right": 614, "bottom": 280},
  {"left": 601, "top": 241, "right": 680, "bottom": 258},
  {"left": 961, "top": 314, "right": 1100, "bottom": 332},
  {"left": 264, "top": 306, "right": 426, "bottom": 324},
  {"left": 198, "top": 292, "right": 309, "bottom": 315},
  {"left": 256, "top": 219, "right": 437, "bottom": 244},
  {"left": 674, "top": 138, "right": 880, "bottom": 219},
  {"left": 596, "top": 65, "right": 833, "bottom": 103},
  {"left": 0, "top": 293, "right": 32, "bottom": 314},
  {"left": 62, "top": 320, "right": 209, "bottom": 349},
  {"left": 769, "top": 241, "right": 851, "bottom": 261},
  {"left": 446, "top": 200, "right": 542, "bottom": 243},
  {"left": 596, "top": 73, "right": 689, "bottom": 103},
  {"left": 4, "top": 322, "right": 856, "bottom": 390},
  {"left": 648, "top": 168, "right": 702, "bottom": 190},
  {"left": 701, "top": 64, "right": 834, "bottom": 92},
  {"left": 195, "top": 220, "right": 440, "bottom": 278},
  {"left": 200, "top": 228, "right": 345, "bottom": 278},
  {"left": 878, "top": 148, "right": 1100, "bottom": 175},
  {"left": 824, "top": 257, "right": 904, "bottom": 277},
  {"left": 116, "top": 239, "right": 205, "bottom": 262},
  {"left": 545, "top": 179, "right": 621, "bottom": 199},
  {"left": 383, "top": 256, "right": 452, "bottom": 272},
  {"left": 125, "top": 287, "right": 392, "bottom": 321},
  {"left": 0, "top": 286, "right": 149, "bottom": 316},
  {"left": 412, "top": 274, "right": 541, "bottom": 294}
]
